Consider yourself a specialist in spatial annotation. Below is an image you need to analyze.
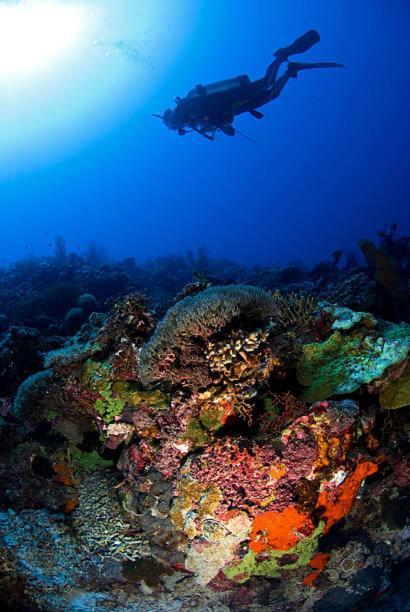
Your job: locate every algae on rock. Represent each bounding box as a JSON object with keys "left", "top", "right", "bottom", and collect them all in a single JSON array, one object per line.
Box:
[
  {"left": 297, "top": 306, "right": 410, "bottom": 402},
  {"left": 380, "top": 359, "right": 410, "bottom": 409}
]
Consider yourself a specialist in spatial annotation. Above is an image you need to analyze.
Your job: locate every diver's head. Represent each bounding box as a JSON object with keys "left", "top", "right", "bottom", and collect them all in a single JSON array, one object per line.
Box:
[{"left": 162, "top": 108, "right": 184, "bottom": 131}]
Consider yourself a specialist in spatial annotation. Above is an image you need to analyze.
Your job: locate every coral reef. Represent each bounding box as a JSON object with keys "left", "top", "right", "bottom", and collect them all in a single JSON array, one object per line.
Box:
[
  {"left": 297, "top": 303, "right": 410, "bottom": 402},
  {"left": 1, "top": 235, "right": 410, "bottom": 609},
  {"left": 139, "top": 284, "right": 278, "bottom": 390}
]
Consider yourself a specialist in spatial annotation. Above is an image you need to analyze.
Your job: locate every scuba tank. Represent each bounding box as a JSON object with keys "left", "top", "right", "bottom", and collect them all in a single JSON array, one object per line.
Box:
[{"left": 186, "top": 75, "right": 250, "bottom": 98}]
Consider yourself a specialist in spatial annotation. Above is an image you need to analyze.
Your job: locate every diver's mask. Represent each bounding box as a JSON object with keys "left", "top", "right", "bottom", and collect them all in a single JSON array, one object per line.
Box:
[{"left": 162, "top": 108, "right": 183, "bottom": 131}]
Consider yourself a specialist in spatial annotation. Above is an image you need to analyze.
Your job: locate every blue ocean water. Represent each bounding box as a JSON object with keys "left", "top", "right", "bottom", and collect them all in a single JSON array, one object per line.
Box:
[
  {"left": 2, "top": 4, "right": 410, "bottom": 609},
  {"left": 1, "top": 0, "right": 410, "bottom": 266}
]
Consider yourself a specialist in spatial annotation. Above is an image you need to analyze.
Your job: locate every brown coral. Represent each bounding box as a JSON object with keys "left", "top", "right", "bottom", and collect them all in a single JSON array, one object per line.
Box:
[
  {"left": 138, "top": 285, "right": 278, "bottom": 391},
  {"left": 205, "top": 326, "right": 281, "bottom": 424},
  {"left": 272, "top": 290, "right": 318, "bottom": 335},
  {"left": 260, "top": 391, "right": 308, "bottom": 435}
]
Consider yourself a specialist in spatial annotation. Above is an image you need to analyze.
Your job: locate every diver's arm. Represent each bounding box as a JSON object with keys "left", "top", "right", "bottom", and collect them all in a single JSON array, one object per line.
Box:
[{"left": 186, "top": 121, "right": 216, "bottom": 140}]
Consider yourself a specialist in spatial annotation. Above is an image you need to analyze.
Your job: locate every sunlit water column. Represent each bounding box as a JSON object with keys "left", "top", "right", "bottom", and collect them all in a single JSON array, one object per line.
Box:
[{"left": 0, "top": 0, "right": 200, "bottom": 178}]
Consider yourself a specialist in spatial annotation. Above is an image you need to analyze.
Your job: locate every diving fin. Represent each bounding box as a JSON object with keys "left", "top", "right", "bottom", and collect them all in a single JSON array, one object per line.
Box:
[
  {"left": 287, "top": 61, "right": 345, "bottom": 78},
  {"left": 249, "top": 109, "right": 264, "bottom": 119},
  {"left": 274, "top": 30, "right": 320, "bottom": 59}
]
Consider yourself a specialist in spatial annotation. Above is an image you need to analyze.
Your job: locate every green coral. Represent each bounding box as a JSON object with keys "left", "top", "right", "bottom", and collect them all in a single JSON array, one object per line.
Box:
[
  {"left": 95, "top": 391, "right": 125, "bottom": 424},
  {"left": 80, "top": 359, "right": 169, "bottom": 424},
  {"left": 182, "top": 418, "right": 211, "bottom": 447},
  {"left": 70, "top": 447, "right": 114, "bottom": 471},
  {"left": 297, "top": 308, "right": 410, "bottom": 402},
  {"left": 224, "top": 522, "right": 324, "bottom": 582},
  {"left": 81, "top": 359, "right": 124, "bottom": 424},
  {"left": 81, "top": 359, "right": 111, "bottom": 393},
  {"left": 199, "top": 404, "right": 228, "bottom": 432},
  {"left": 111, "top": 381, "right": 169, "bottom": 409}
]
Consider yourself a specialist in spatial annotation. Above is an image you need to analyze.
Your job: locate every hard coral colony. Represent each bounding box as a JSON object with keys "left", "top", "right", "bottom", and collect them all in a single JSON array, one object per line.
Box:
[{"left": 1, "top": 268, "right": 409, "bottom": 608}]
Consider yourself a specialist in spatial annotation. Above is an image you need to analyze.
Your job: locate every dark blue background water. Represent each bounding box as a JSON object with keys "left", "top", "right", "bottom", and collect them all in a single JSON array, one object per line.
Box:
[{"left": 2, "top": 0, "right": 410, "bottom": 266}]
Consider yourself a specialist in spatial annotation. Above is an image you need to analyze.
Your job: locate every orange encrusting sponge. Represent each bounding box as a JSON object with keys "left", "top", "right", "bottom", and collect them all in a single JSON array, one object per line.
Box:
[
  {"left": 249, "top": 505, "right": 314, "bottom": 553},
  {"left": 303, "top": 552, "right": 330, "bottom": 586},
  {"left": 315, "top": 461, "right": 378, "bottom": 533}
]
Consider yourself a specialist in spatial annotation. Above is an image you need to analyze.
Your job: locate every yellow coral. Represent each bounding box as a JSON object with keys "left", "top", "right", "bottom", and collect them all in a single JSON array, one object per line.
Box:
[
  {"left": 170, "top": 476, "right": 222, "bottom": 538},
  {"left": 204, "top": 326, "right": 280, "bottom": 424}
]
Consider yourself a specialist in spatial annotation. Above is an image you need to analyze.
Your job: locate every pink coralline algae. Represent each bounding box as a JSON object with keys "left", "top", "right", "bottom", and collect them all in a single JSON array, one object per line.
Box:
[
  {"left": 188, "top": 438, "right": 280, "bottom": 517},
  {"left": 163, "top": 399, "right": 380, "bottom": 586},
  {"left": 123, "top": 391, "right": 210, "bottom": 480},
  {"left": 185, "top": 400, "right": 362, "bottom": 520}
]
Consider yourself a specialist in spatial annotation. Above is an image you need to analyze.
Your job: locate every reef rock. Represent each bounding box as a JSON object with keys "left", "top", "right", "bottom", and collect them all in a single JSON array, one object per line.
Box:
[
  {"left": 3, "top": 286, "right": 410, "bottom": 608},
  {"left": 297, "top": 304, "right": 410, "bottom": 402},
  {"left": 138, "top": 400, "right": 377, "bottom": 585}
]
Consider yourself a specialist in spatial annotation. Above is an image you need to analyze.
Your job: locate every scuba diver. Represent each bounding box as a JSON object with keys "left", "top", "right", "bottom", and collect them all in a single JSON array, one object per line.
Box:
[{"left": 154, "top": 30, "right": 344, "bottom": 141}]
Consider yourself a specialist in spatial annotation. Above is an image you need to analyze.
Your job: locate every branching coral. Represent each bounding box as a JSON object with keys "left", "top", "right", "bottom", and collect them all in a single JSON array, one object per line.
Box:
[
  {"left": 97, "top": 292, "right": 156, "bottom": 381},
  {"left": 138, "top": 285, "right": 278, "bottom": 390},
  {"left": 259, "top": 391, "right": 308, "bottom": 435},
  {"left": 205, "top": 326, "right": 281, "bottom": 423},
  {"left": 272, "top": 290, "right": 318, "bottom": 335}
]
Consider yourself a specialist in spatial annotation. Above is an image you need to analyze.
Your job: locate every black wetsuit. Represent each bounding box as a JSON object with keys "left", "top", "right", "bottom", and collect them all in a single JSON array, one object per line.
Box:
[
  {"left": 172, "top": 57, "right": 326, "bottom": 134},
  {"left": 234, "top": 57, "right": 293, "bottom": 115},
  {"left": 171, "top": 58, "right": 287, "bottom": 130},
  {"left": 161, "top": 31, "right": 344, "bottom": 137}
]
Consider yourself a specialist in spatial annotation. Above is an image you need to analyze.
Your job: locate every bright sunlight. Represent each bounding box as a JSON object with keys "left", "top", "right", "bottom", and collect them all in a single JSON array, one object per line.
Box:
[{"left": 0, "top": 0, "right": 84, "bottom": 80}]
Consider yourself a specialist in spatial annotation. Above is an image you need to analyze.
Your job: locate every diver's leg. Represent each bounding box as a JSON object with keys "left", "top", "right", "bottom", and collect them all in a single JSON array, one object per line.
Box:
[
  {"left": 274, "top": 30, "right": 320, "bottom": 60},
  {"left": 267, "top": 61, "right": 344, "bottom": 100},
  {"left": 264, "top": 57, "right": 285, "bottom": 88},
  {"left": 236, "top": 57, "right": 344, "bottom": 116},
  {"left": 264, "top": 30, "right": 321, "bottom": 87},
  {"left": 286, "top": 61, "right": 345, "bottom": 78},
  {"left": 267, "top": 73, "right": 291, "bottom": 100},
  {"left": 234, "top": 71, "right": 289, "bottom": 114}
]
